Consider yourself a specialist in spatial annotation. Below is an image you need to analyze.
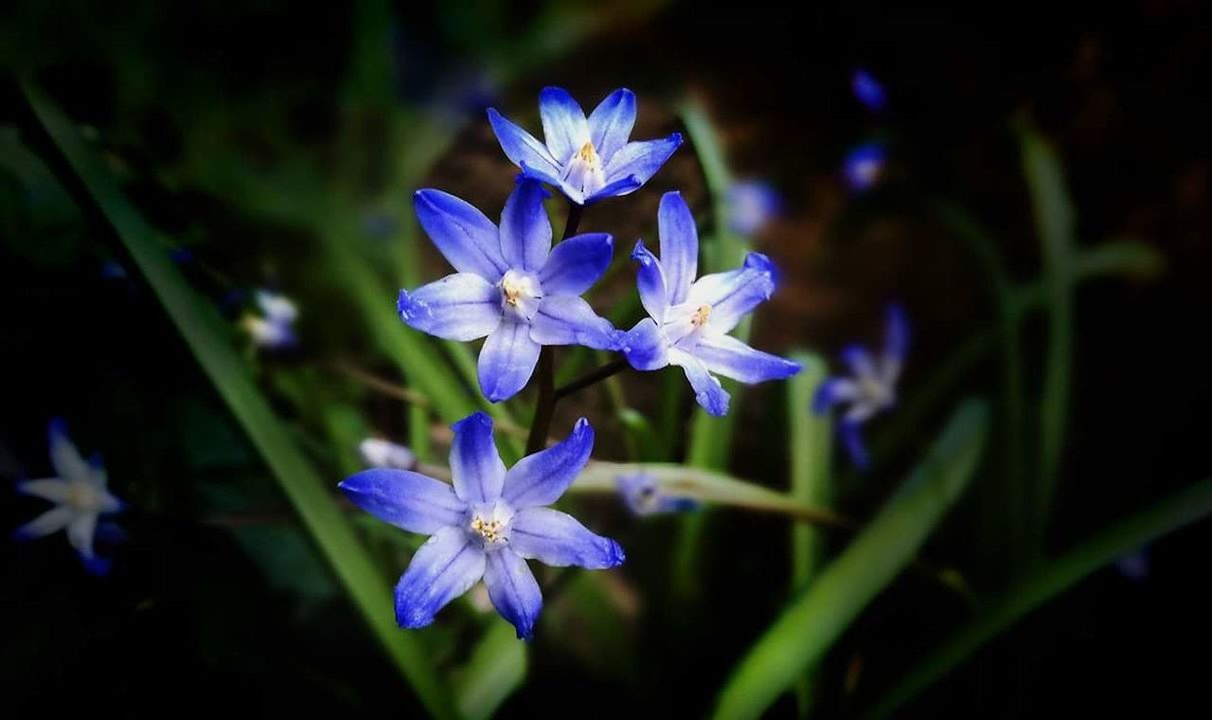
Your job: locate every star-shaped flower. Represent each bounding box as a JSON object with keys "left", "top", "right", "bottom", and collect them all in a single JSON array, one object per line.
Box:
[
  {"left": 15, "top": 419, "right": 123, "bottom": 574},
  {"left": 241, "top": 290, "right": 298, "bottom": 349},
  {"left": 812, "top": 304, "right": 909, "bottom": 468},
  {"left": 618, "top": 192, "right": 801, "bottom": 416},
  {"left": 399, "top": 178, "right": 620, "bottom": 402},
  {"left": 487, "top": 87, "right": 683, "bottom": 205},
  {"left": 340, "top": 412, "right": 624, "bottom": 639}
]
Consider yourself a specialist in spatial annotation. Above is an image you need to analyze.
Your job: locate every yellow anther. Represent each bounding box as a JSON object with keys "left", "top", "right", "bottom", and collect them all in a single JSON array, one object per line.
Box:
[
  {"left": 691, "top": 304, "right": 712, "bottom": 327},
  {"left": 577, "top": 141, "right": 599, "bottom": 164}
]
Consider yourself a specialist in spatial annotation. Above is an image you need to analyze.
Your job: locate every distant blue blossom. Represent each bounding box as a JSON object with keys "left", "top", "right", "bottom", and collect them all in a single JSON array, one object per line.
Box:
[
  {"left": 340, "top": 412, "right": 624, "bottom": 639},
  {"left": 617, "top": 473, "right": 699, "bottom": 516},
  {"left": 619, "top": 192, "right": 801, "bottom": 416},
  {"left": 242, "top": 290, "right": 299, "bottom": 349},
  {"left": 359, "top": 438, "right": 417, "bottom": 471},
  {"left": 851, "top": 68, "right": 887, "bottom": 111},
  {"left": 813, "top": 304, "right": 909, "bottom": 468},
  {"left": 843, "top": 141, "right": 886, "bottom": 192},
  {"left": 399, "top": 178, "right": 620, "bottom": 402},
  {"left": 1115, "top": 546, "right": 1150, "bottom": 582},
  {"left": 14, "top": 419, "right": 123, "bottom": 575},
  {"left": 726, "top": 180, "right": 781, "bottom": 236},
  {"left": 488, "top": 87, "right": 682, "bottom": 205}
]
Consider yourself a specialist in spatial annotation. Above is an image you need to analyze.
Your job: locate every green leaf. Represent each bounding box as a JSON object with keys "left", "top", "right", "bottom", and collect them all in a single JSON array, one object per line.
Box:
[
  {"left": 867, "top": 476, "right": 1212, "bottom": 718},
  {"left": 453, "top": 619, "right": 528, "bottom": 720},
  {"left": 19, "top": 79, "right": 458, "bottom": 720},
  {"left": 711, "top": 399, "right": 989, "bottom": 720}
]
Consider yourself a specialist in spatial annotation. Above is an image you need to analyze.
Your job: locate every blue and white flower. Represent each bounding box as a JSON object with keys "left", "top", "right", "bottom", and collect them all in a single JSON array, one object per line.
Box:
[
  {"left": 488, "top": 87, "right": 683, "bottom": 205},
  {"left": 812, "top": 304, "right": 909, "bottom": 468},
  {"left": 340, "top": 412, "right": 624, "bottom": 639},
  {"left": 359, "top": 438, "right": 417, "bottom": 471},
  {"left": 616, "top": 473, "right": 700, "bottom": 516},
  {"left": 843, "top": 141, "right": 886, "bottom": 192},
  {"left": 14, "top": 419, "right": 123, "bottom": 574},
  {"left": 399, "top": 178, "right": 620, "bottom": 402},
  {"left": 726, "top": 180, "right": 781, "bottom": 237},
  {"left": 851, "top": 68, "right": 887, "bottom": 112},
  {"left": 242, "top": 290, "right": 299, "bottom": 349},
  {"left": 618, "top": 192, "right": 801, "bottom": 416}
]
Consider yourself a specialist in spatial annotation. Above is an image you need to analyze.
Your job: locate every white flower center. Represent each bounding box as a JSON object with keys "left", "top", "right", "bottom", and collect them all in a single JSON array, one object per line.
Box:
[
  {"left": 467, "top": 500, "right": 514, "bottom": 550},
  {"left": 65, "top": 482, "right": 105, "bottom": 513},
  {"left": 499, "top": 269, "right": 542, "bottom": 322},
  {"left": 563, "top": 141, "right": 606, "bottom": 198}
]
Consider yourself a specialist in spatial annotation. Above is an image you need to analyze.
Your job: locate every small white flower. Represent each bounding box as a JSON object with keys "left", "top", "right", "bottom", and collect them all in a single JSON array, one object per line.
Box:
[
  {"left": 241, "top": 290, "right": 298, "bottom": 349},
  {"left": 359, "top": 438, "right": 417, "bottom": 470}
]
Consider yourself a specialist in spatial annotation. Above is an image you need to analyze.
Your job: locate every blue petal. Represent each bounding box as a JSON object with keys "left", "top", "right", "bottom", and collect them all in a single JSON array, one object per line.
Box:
[
  {"left": 82, "top": 554, "right": 113, "bottom": 576},
  {"left": 502, "top": 418, "right": 594, "bottom": 508},
  {"left": 620, "top": 318, "right": 669, "bottom": 371},
  {"left": 449, "top": 412, "right": 506, "bottom": 504},
  {"left": 484, "top": 548, "right": 543, "bottom": 640},
  {"left": 841, "top": 344, "right": 876, "bottom": 379},
  {"left": 582, "top": 175, "right": 643, "bottom": 204},
  {"left": 840, "top": 421, "right": 871, "bottom": 470},
  {"left": 518, "top": 160, "right": 567, "bottom": 189},
  {"left": 397, "top": 273, "right": 503, "bottom": 341},
  {"left": 843, "top": 141, "right": 886, "bottom": 192},
  {"left": 395, "top": 526, "right": 486, "bottom": 629},
  {"left": 884, "top": 303, "right": 909, "bottom": 363},
  {"left": 14, "top": 506, "right": 73, "bottom": 540},
  {"left": 17, "top": 478, "right": 72, "bottom": 503},
  {"left": 657, "top": 192, "right": 699, "bottom": 305},
  {"left": 529, "top": 296, "right": 621, "bottom": 351},
  {"left": 539, "top": 87, "right": 591, "bottom": 164},
  {"left": 671, "top": 350, "right": 730, "bottom": 416},
  {"left": 48, "top": 417, "right": 89, "bottom": 483},
  {"left": 851, "top": 68, "right": 887, "bottom": 111},
  {"left": 604, "top": 133, "right": 683, "bottom": 187},
  {"left": 537, "top": 232, "right": 613, "bottom": 296},
  {"left": 811, "top": 378, "right": 858, "bottom": 414},
  {"left": 686, "top": 252, "right": 776, "bottom": 333},
  {"left": 587, "top": 88, "right": 636, "bottom": 163},
  {"left": 414, "top": 189, "right": 508, "bottom": 281},
  {"left": 478, "top": 320, "right": 542, "bottom": 403},
  {"left": 499, "top": 178, "right": 552, "bottom": 272},
  {"left": 631, "top": 239, "right": 670, "bottom": 323},
  {"left": 487, "top": 108, "right": 562, "bottom": 177},
  {"left": 340, "top": 468, "right": 467, "bottom": 535},
  {"left": 510, "top": 507, "right": 625, "bottom": 569},
  {"left": 694, "top": 334, "right": 801, "bottom": 384}
]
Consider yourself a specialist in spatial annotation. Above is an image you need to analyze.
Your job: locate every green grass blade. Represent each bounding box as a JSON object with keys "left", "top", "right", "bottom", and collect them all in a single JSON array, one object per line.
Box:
[
  {"left": 19, "top": 79, "right": 459, "bottom": 720},
  {"left": 711, "top": 399, "right": 989, "bottom": 720},
  {"left": 454, "top": 619, "right": 528, "bottom": 720},
  {"left": 867, "top": 476, "right": 1212, "bottom": 718}
]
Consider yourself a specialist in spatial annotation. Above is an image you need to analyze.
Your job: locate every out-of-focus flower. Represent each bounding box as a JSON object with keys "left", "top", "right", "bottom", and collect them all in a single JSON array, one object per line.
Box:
[
  {"left": 726, "top": 180, "right": 781, "bottom": 237},
  {"left": 843, "top": 141, "right": 887, "bottom": 192},
  {"left": 488, "top": 87, "right": 682, "bottom": 205},
  {"left": 851, "top": 68, "right": 887, "bottom": 112},
  {"left": 359, "top": 438, "right": 417, "bottom": 470},
  {"left": 340, "top": 412, "right": 624, "bottom": 639},
  {"left": 813, "top": 304, "right": 909, "bottom": 469},
  {"left": 399, "top": 178, "right": 620, "bottom": 402},
  {"left": 1115, "top": 546, "right": 1150, "bottom": 582},
  {"left": 616, "top": 473, "right": 699, "bottom": 516},
  {"left": 241, "top": 290, "right": 298, "bottom": 349},
  {"left": 14, "top": 419, "right": 123, "bottom": 575},
  {"left": 619, "top": 192, "right": 801, "bottom": 416}
]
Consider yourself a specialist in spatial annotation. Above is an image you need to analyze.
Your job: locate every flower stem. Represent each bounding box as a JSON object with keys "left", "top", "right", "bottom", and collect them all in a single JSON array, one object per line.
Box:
[{"left": 555, "top": 358, "right": 628, "bottom": 400}]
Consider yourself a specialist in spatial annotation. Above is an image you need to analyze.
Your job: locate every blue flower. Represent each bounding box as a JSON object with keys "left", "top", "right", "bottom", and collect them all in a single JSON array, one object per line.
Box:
[
  {"left": 812, "top": 304, "right": 909, "bottom": 469},
  {"left": 487, "top": 87, "right": 683, "bottom": 205},
  {"left": 618, "top": 192, "right": 801, "bottom": 416},
  {"left": 616, "top": 473, "right": 700, "bottom": 516},
  {"left": 851, "top": 68, "right": 887, "bottom": 112},
  {"left": 14, "top": 419, "right": 123, "bottom": 575},
  {"left": 340, "top": 412, "right": 624, "bottom": 639},
  {"left": 242, "top": 290, "right": 299, "bottom": 349},
  {"left": 359, "top": 438, "right": 417, "bottom": 470},
  {"left": 726, "top": 180, "right": 782, "bottom": 236},
  {"left": 843, "top": 141, "right": 886, "bottom": 192},
  {"left": 399, "top": 178, "right": 620, "bottom": 402}
]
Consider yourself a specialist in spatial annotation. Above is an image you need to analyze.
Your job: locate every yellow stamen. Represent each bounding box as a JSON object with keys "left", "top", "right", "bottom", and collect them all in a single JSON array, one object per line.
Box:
[
  {"left": 691, "top": 304, "right": 712, "bottom": 327},
  {"left": 577, "top": 141, "right": 599, "bottom": 164}
]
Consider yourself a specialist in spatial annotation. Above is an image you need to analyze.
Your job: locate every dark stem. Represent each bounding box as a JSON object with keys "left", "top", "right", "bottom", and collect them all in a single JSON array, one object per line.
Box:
[
  {"left": 555, "top": 358, "right": 628, "bottom": 401},
  {"left": 525, "top": 202, "right": 585, "bottom": 454}
]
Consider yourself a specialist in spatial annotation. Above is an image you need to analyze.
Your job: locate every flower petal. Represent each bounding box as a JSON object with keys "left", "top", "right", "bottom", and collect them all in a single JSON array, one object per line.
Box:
[
  {"left": 530, "top": 296, "right": 620, "bottom": 351},
  {"left": 414, "top": 189, "right": 507, "bottom": 280},
  {"left": 687, "top": 252, "right": 776, "bottom": 333},
  {"left": 812, "top": 378, "right": 858, "bottom": 414},
  {"left": 339, "top": 468, "right": 467, "bottom": 534},
  {"left": 48, "top": 418, "right": 89, "bottom": 484},
  {"left": 487, "top": 108, "right": 562, "bottom": 177},
  {"left": 587, "top": 88, "right": 636, "bottom": 163},
  {"left": 840, "top": 421, "right": 871, "bottom": 470},
  {"left": 882, "top": 302, "right": 909, "bottom": 372},
  {"left": 620, "top": 318, "right": 669, "bottom": 371},
  {"left": 604, "top": 133, "right": 683, "bottom": 187},
  {"left": 14, "top": 505, "right": 73, "bottom": 540},
  {"left": 631, "top": 239, "right": 669, "bottom": 323},
  {"left": 499, "top": 178, "right": 552, "bottom": 272},
  {"left": 483, "top": 549, "right": 543, "bottom": 639},
  {"left": 583, "top": 175, "right": 643, "bottom": 204},
  {"left": 537, "top": 232, "right": 613, "bottom": 296},
  {"left": 510, "top": 507, "right": 625, "bottom": 569},
  {"left": 519, "top": 160, "right": 567, "bottom": 189},
  {"left": 16, "top": 478, "right": 71, "bottom": 503},
  {"left": 657, "top": 191, "right": 698, "bottom": 305},
  {"left": 449, "top": 412, "right": 506, "bottom": 504},
  {"left": 398, "top": 273, "right": 503, "bottom": 341},
  {"left": 67, "top": 513, "right": 98, "bottom": 558},
  {"left": 538, "top": 87, "right": 591, "bottom": 164},
  {"left": 394, "top": 526, "right": 486, "bottom": 629},
  {"left": 694, "top": 333, "right": 801, "bottom": 384},
  {"left": 841, "top": 344, "right": 877, "bottom": 381},
  {"left": 503, "top": 418, "right": 594, "bottom": 508},
  {"left": 670, "top": 348, "right": 730, "bottom": 416},
  {"left": 478, "top": 320, "right": 542, "bottom": 403}
]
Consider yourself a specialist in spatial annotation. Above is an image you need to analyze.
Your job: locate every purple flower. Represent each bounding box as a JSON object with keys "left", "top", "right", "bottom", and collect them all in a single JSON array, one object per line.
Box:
[
  {"left": 726, "top": 180, "right": 782, "bottom": 236},
  {"left": 851, "top": 68, "right": 887, "bottom": 112},
  {"left": 843, "top": 141, "right": 887, "bottom": 192},
  {"left": 340, "top": 412, "right": 624, "bottom": 639},
  {"left": 617, "top": 473, "right": 700, "bottom": 516},
  {"left": 488, "top": 87, "right": 683, "bottom": 205},
  {"left": 618, "top": 192, "right": 801, "bottom": 416}
]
